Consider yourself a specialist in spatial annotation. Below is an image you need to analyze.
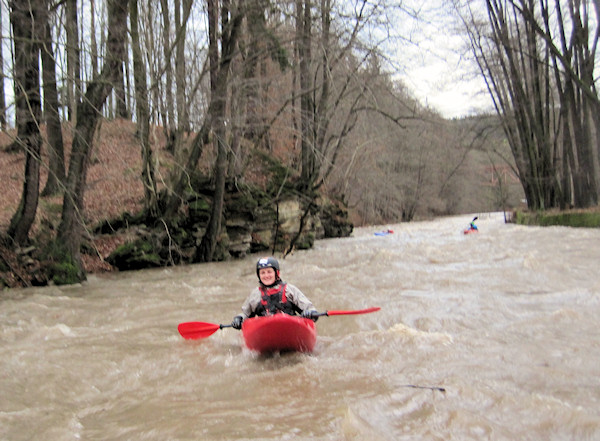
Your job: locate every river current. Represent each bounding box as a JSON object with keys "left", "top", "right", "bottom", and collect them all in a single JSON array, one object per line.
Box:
[{"left": 1, "top": 212, "right": 599, "bottom": 440}]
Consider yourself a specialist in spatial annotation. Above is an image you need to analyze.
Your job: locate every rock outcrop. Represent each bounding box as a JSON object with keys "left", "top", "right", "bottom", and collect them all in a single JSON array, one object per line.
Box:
[{"left": 104, "top": 178, "right": 352, "bottom": 271}]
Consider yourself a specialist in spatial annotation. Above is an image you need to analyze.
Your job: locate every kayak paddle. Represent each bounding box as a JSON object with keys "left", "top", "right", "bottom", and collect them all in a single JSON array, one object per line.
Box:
[
  {"left": 177, "top": 307, "right": 380, "bottom": 340},
  {"left": 178, "top": 321, "right": 233, "bottom": 340},
  {"left": 315, "top": 306, "right": 381, "bottom": 317}
]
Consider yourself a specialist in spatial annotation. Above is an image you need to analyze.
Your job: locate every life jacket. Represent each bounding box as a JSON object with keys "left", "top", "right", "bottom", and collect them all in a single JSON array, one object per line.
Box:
[{"left": 254, "top": 283, "right": 301, "bottom": 316}]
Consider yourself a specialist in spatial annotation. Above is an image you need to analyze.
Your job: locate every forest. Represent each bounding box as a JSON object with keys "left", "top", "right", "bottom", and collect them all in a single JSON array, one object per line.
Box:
[{"left": 0, "top": 0, "right": 598, "bottom": 288}]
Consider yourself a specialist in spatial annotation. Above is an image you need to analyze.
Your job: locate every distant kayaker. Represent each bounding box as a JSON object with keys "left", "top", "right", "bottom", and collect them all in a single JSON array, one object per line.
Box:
[
  {"left": 469, "top": 216, "right": 478, "bottom": 231},
  {"left": 231, "top": 256, "right": 319, "bottom": 329}
]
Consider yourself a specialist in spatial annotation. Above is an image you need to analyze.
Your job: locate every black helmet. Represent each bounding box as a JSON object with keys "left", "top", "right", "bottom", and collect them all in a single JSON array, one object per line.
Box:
[{"left": 256, "top": 256, "right": 280, "bottom": 276}]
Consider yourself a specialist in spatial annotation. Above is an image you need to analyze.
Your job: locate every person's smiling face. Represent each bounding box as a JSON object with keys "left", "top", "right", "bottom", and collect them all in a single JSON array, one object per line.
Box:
[{"left": 259, "top": 267, "right": 277, "bottom": 285}]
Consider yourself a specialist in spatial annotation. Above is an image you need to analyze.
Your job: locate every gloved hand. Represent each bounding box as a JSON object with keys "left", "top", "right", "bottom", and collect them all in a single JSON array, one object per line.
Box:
[
  {"left": 231, "top": 315, "right": 243, "bottom": 330},
  {"left": 301, "top": 309, "right": 319, "bottom": 322}
]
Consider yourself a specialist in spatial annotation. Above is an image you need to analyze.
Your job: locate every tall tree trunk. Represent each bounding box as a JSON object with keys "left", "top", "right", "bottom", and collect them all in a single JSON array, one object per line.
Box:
[
  {"left": 197, "top": 0, "right": 243, "bottom": 262},
  {"left": 172, "top": 0, "right": 193, "bottom": 160},
  {"left": 197, "top": 0, "right": 225, "bottom": 262},
  {"left": 56, "top": 0, "right": 130, "bottom": 280},
  {"left": 114, "top": 52, "right": 129, "bottom": 119},
  {"left": 7, "top": 0, "right": 43, "bottom": 246},
  {"left": 159, "top": 0, "right": 175, "bottom": 147},
  {"left": 130, "top": 0, "right": 158, "bottom": 216},
  {"left": 298, "top": 0, "right": 314, "bottom": 188},
  {"left": 242, "top": 0, "right": 267, "bottom": 142},
  {"left": 163, "top": 0, "right": 215, "bottom": 218},
  {"left": 313, "top": 0, "right": 331, "bottom": 188},
  {"left": 41, "top": 6, "right": 66, "bottom": 196},
  {"left": 65, "top": 0, "right": 81, "bottom": 123},
  {"left": 0, "top": 4, "right": 7, "bottom": 130},
  {"left": 90, "top": 0, "right": 98, "bottom": 77}
]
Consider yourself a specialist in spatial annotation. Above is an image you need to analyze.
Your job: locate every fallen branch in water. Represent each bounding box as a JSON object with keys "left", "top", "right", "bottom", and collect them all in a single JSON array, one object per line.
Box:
[{"left": 400, "top": 384, "right": 446, "bottom": 393}]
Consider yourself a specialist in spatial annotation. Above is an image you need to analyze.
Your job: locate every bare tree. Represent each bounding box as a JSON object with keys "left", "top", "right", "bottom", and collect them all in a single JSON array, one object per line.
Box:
[
  {"left": 6, "top": 0, "right": 43, "bottom": 245},
  {"left": 196, "top": 0, "right": 244, "bottom": 262},
  {"left": 130, "top": 0, "right": 158, "bottom": 216},
  {"left": 114, "top": 44, "right": 129, "bottom": 119},
  {"left": 539, "top": 0, "right": 600, "bottom": 208},
  {"left": 0, "top": 3, "right": 7, "bottom": 130},
  {"left": 240, "top": 0, "right": 268, "bottom": 143},
  {"left": 297, "top": 0, "right": 314, "bottom": 188},
  {"left": 56, "top": 0, "right": 130, "bottom": 280},
  {"left": 158, "top": 0, "right": 176, "bottom": 142},
  {"left": 453, "top": 0, "right": 599, "bottom": 209},
  {"left": 170, "top": 0, "right": 193, "bottom": 158},
  {"left": 65, "top": 0, "right": 81, "bottom": 123},
  {"left": 293, "top": 1, "right": 393, "bottom": 193},
  {"left": 90, "top": 0, "right": 98, "bottom": 77},
  {"left": 40, "top": 2, "right": 66, "bottom": 197}
]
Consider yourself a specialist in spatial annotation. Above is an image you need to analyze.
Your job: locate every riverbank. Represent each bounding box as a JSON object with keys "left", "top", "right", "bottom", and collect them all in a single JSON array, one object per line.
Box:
[
  {"left": 1, "top": 120, "right": 169, "bottom": 287},
  {"left": 1, "top": 120, "right": 352, "bottom": 288},
  {"left": 512, "top": 206, "right": 600, "bottom": 228}
]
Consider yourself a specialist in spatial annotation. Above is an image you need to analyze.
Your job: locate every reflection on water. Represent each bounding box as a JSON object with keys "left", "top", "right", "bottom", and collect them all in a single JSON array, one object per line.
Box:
[{"left": 2, "top": 213, "right": 600, "bottom": 440}]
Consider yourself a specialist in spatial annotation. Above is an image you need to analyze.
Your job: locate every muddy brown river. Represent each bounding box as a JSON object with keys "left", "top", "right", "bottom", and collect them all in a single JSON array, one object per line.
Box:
[{"left": 1, "top": 213, "right": 599, "bottom": 440}]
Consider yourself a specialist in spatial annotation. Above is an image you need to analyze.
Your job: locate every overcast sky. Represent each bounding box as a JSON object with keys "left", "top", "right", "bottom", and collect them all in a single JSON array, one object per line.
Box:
[
  {"left": 391, "top": 1, "right": 495, "bottom": 119},
  {"left": 401, "top": 35, "right": 494, "bottom": 119}
]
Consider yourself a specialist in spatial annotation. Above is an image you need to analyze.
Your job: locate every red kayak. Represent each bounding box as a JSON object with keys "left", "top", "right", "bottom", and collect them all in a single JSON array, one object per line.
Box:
[
  {"left": 463, "top": 228, "right": 478, "bottom": 235},
  {"left": 242, "top": 314, "right": 317, "bottom": 354}
]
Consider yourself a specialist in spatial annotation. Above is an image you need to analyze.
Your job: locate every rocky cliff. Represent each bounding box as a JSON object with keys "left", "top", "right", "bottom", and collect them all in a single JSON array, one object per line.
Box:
[{"left": 104, "top": 169, "right": 353, "bottom": 271}]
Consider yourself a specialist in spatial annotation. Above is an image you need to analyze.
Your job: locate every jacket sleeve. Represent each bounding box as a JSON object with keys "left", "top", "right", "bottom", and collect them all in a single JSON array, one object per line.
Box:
[
  {"left": 285, "top": 283, "right": 317, "bottom": 313},
  {"left": 238, "top": 288, "right": 262, "bottom": 319}
]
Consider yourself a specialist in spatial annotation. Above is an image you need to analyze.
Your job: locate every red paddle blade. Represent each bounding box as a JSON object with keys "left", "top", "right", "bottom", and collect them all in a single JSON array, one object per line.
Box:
[
  {"left": 326, "top": 307, "right": 381, "bottom": 316},
  {"left": 178, "top": 322, "right": 221, "bottom": 340}
]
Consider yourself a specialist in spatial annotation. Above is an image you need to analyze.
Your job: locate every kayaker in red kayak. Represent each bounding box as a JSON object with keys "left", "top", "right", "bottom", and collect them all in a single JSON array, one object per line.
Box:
[{"left": 231, "top": 257, "right": 319, "bottom": 330}]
